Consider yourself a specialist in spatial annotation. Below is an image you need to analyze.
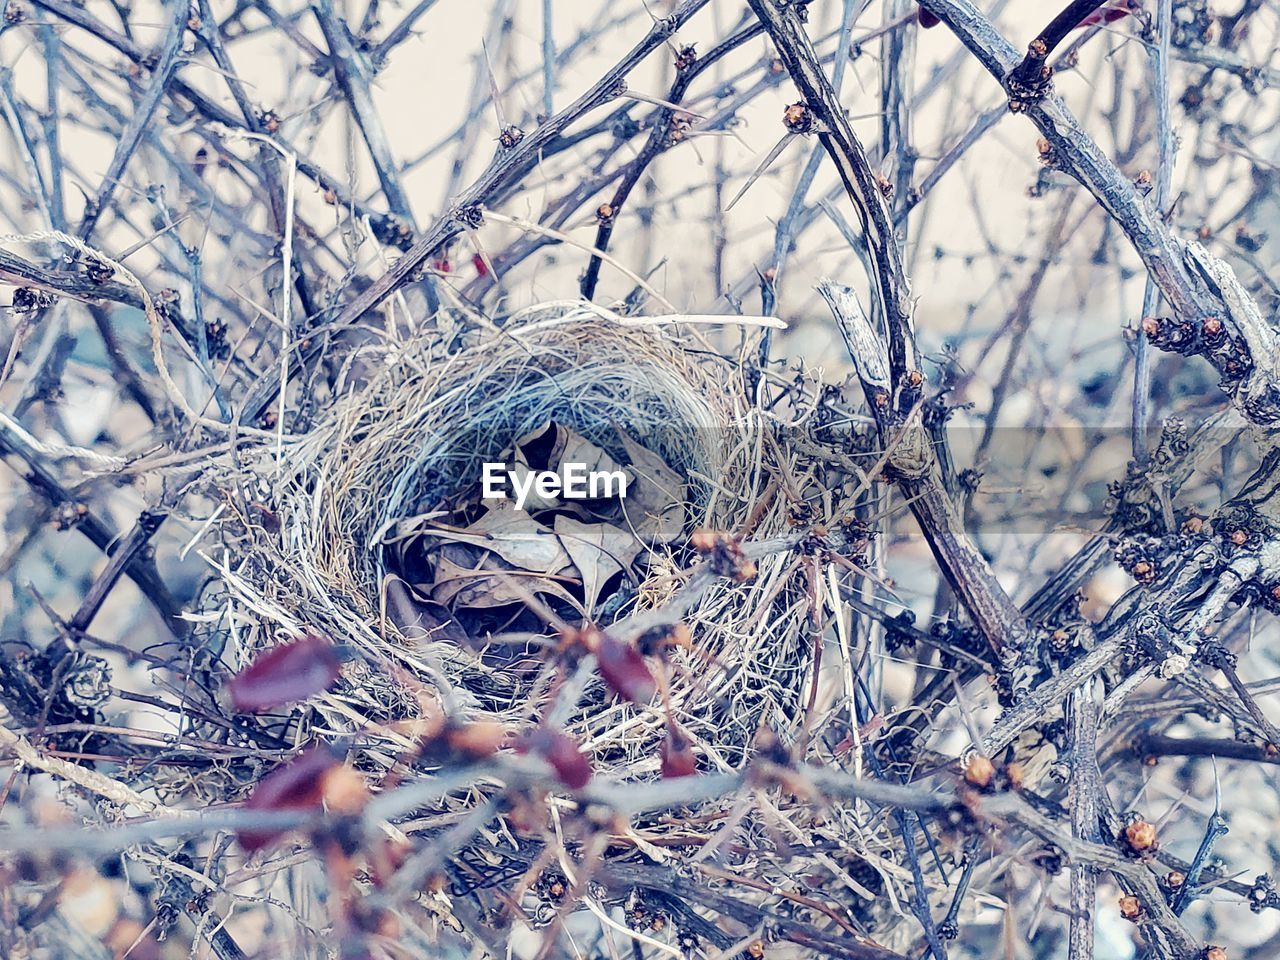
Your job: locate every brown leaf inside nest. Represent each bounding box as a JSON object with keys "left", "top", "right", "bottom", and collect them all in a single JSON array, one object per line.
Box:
[
  {"left": 553, "top": 514, "right": 642, "bottom": 614},
  {"left": 616, "top": 429, "right": 685, "bottom": 543},
  {"left": 385, "top": 423, "right": 685, "bottom": 630}
]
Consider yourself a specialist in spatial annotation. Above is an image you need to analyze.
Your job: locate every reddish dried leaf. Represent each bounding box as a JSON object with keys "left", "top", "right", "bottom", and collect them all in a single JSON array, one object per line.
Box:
[
  {"left": 541, "top": 733, "right": 593, "bottom": 789},
  {"left": 660, "top": 727, "right": 697, "bottom": 779},
  {"left": 228, "top": 634, "right": 342, "bottom": 713},
  {"left": 239, "top": 745, "right": 338, "bottom": 852},
  {"left": 472, "top": 253, "right": 489, "bottom": 276},
  {"left": 1076, "top": 2, "right": 1138, "bottom": 27},
  {"left": 444, "top": 720, "right": 512, "bottom": 759},
  {"left": 518, "top": 730, "right": 593, "bottom": 789},
  {"left": 918, "top": 7, "right": 940, "bottom": 28},
  {"left": 596, "top": 635, "right": 656, "bottom": 704}
]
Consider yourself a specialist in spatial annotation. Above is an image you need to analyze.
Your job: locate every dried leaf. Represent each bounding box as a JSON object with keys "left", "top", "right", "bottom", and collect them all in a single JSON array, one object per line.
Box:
[
  {"left": 596, "top": 634, "right": 656, "bottom": 704},
  {"left": 559, "top": 430, "right": 627, "bottom": 488},
  {"left": 509, "top": 423, "right": 629, "bottom": 512},
  {"left": 616, "top": 430, "right": 684, "bottom": 543},
  {"left": 517, "top": 729, "right": 593, "bottom": 789},
  {"left": 661, "top": 725, "right": 698, "bottom": 778},
  {"left": 1076, "top": 2, "right": 1139, "bottom": 27},
  {"left": 228, "top": 635, "right": 343, "bottom": 713},
  {"left": 425, "top": 505, "right": 573, "bottom": 575},
  {"left": 430, "top": 551, "right": 582, "bottom": 613},
  {"left": 514, "top": 421, "right": 568, "bottom": 471},
  {"left": 553, "top": 515, "right": 640, "bottom": 614},
  {"left": 386, "top": 580, "right": 473, "bottom": 647},
  {"left": 239, "top": 745, "right": 339, "bottom": 852}
]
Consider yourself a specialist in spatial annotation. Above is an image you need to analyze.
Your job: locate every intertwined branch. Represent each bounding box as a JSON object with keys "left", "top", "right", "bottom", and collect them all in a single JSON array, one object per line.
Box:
[{"left": 2, "top": 1, "right": 1279, "bottom": 959}]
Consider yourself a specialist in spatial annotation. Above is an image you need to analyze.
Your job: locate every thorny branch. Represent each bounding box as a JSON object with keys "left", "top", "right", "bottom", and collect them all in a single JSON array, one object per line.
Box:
[{"left": 2, "top": 0, "right": 1280, "bottom": 958}]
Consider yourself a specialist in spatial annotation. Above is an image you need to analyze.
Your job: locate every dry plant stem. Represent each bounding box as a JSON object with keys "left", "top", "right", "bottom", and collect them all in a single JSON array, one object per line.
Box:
[
  {"left": 1132, "top": 0, "right": 1175, "bottom": 465},
  {"left": 0, "top": 420, "right": 181, "bottom": 631},
  {"left": 1005, "top": 0, "right": 1109, "bottom": 101},
  {"left": 7, "top": 0, "right": 1279, "bottom": 955},
  {"left": 192, "top": 0, "right": 318, "bottom": 318},
  {"left": 1170, "top": 807, "right": 1229, "bottom": 916},
  {"left": 320, "top": 0, "right": 711, "bottom": 330},
  {"left": 745, "top": 0, "right": 917, "bottom": 384},
  {"left": 0, "top": 757, "right": 949, "bottom": 855},
  {"left": 232, "top": 3, "right": 715, "bottom": 426},
  {"left": 312, "top": 0, "right": 418, "bottom": 229},
  {"left": 752, "top": 0, "right": 1029, "bottom": 654},
  {"left": 67, "top": 509, "right": 169, "bottom": 635},
  {"left": 1067, "top": 683, "right": 1102, "bottom": 960},
  {"left": 881, "top": 0, "right": 917, "bottom": 234},
  {"left": 762, "top": 0, "right": 861, "bottom": 322},
  {"left": 148, "top": 865, "right": 249, "bottom": 960},
  {"left": 88, "top": 305, "right": 160, "bottom": 423},
  {"left": 579, "top": 19, "right": 766, "bottom": 300},
  {"left": 593, "top": 859, "right": 913, "bottom": 960},
  {"left": 30, "top": 0, "right": 324, "bottom": 315},
  {"left": 977, "top": 636, "right": 1123, "bottom": 757},
  {"left": 819, "top": 285, "right": 1028, "bottom": 656},
  {"left": 1135, "top": 734, "right": 1280, "bottom": 765},
  {"left": 917, "top": 0, "right": 1250, "bottom": 351},
  {"left": 0, "top": 806, "right": 310, "bottom": 856},
  {"left": 0, "top": 724, "right": 157, "bottom": 813},
  {"left": 895, "top": 105, "right": 1003, "bottom": 227},
  {"left": 981, "top": 792, "right": 1202, "bottom": 958},
  {"left": 0, "top": 247, "right": 148, "bottom": 312},
  {"left": 1215, "top": 653, "right": 1280, "bottom": 748},
  {"left": 75, "top": 9, "right": 184, "bottom": 244},
  {"left": 28, "top": 0, "right": 245, "bottom": 126}
]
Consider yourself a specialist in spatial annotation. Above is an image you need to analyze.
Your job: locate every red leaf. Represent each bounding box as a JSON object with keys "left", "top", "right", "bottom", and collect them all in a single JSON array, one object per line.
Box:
[
  {"left": 917, "top": 7, "right": 940, "bottom": 28},
  {"left": 228, "top": 635, "right": 342, "bottom": 713},
  {"left": 660, "top": 726, "right": 697, "bottom": 779},
  {"left": 471, "top": 253, "right": 489, "bottom": 277},
  {"left": 443, "top": 720, "right": 512, "bottom": 759},
  {"left": 1076, "top": 2, "right": 1138, "bottom": 28},
  {"left": 596, "top": 635, "right": 656, "bottom": 704},
  {"left": 517, "top": 730, "right": 593, "bottom": 789},
  {"left": 239, "top": 746, "right": 338, "bottom": 852}
]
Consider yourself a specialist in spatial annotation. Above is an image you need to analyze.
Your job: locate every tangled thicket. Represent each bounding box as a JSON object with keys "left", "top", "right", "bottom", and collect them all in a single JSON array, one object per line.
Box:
[{"left": 3, "top": 2, "right": 1280, "bottom": 960}]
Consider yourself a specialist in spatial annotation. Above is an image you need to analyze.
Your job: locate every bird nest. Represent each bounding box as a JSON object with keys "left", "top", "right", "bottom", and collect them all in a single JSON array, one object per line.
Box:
[{"left": 202, "top": 302, "right": 816, "bottom": 792}]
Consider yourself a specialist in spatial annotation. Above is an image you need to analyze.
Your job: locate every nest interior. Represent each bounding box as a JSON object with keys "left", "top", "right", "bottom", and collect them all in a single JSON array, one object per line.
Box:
[{"left": 211, "top": 304, "right": 818, "bottom": 781}]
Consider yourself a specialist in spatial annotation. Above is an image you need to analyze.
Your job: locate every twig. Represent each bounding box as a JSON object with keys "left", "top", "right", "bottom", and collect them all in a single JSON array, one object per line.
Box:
[
  {"left": 1132, "top": 0, "right": 1174, "bottom": 467},
  {"left": 373, "top": 0, "right": 441, "bottom": 63},
  {"left": 312, "top": 0, "right": 418, "bottom": 227},
  {"left": 980, "top": 791, "right": 1202, "bottom": 958},
  {"left": 76, "top": 9, "right": 185, "bottom": 243},
  {"left": 919, "top": 0, "right": 1275, "bottom": 414},
  {"left": 1170, "top": 771, "right": 1229, "bottom": 916},
  {"left": 747, "top": 0, "right": 1030, "bottom": 655},
  {"left": 817, "top": 283, "right": 1028, "bottom": 655},
  {"left": 580, "top": 18, "right": 765, "bottom": 300},
  {"left": 240, "top": 0, "right": 713, "bottom": 425},
  {"left": 326, "top": 0, "right": 710, "bottom": 322},
  {"left": 1134, "top": 734, "right": 1280, "bottom": 766},
  {"left": 67, "top": 509, "right": 169, "bottom": 635},
  {"left": 0, "top": 416, "right": 182, "bottom": 632},
  {"left": 0, "top": 723, "right": 156, "bottom": 812},
  {"left": 1004, "top": 1, "right": 1109, "bottom": 105},
  {"left": 1066, "top": 683, "right": 1102, "bottom": 960}
]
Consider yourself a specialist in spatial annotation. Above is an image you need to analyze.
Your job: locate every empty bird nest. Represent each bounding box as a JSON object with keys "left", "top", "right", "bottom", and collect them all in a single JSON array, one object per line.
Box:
[{"left": 194, "top": 301, "right": 851, "bottom": 805}]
